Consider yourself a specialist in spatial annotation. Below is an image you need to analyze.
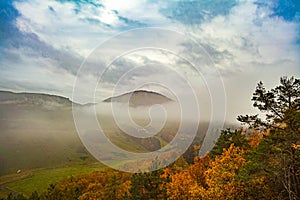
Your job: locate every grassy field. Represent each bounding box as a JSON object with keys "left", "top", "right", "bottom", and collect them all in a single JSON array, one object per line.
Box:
[{"left": 0, "top": 162, "right": 105, "bottom": 198}]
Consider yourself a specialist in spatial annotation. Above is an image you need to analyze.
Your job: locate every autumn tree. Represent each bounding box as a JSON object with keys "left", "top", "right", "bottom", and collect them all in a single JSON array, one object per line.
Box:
[
  {"left": 165, "top": 155, "right": 210, "bottom": 200},
  {"left": 165, "top": 170, "right": 200, "bottom": 200},
  {"left": 203, "top": 144, "right": 246, "bottom": 199},
  {"left": 165, "top": 145, "right": 246, "bottom": 200},
  {"left": 40, "top": 170, "right": 131, "bottom": 200}
]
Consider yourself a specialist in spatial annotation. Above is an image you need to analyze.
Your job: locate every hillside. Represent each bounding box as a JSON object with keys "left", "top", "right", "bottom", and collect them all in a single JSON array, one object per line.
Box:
[
  {"left": 0, "top": 91, "right": 208, "bottom": 176},
  {"left": 103, "top": 90, "right": 173, "bottom": 107},
  {"left": 0, "top": 91, "right": 95, "bottom": 175},
  {"left": 0, "top": 91, "right": 73, "bottom": 108}
]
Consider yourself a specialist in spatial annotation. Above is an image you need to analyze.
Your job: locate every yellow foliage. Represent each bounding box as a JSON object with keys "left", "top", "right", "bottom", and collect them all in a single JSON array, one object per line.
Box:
[
  {"left": 166, "top": 171, "right": 200, "bottom": 200},
  {"left": 165, "top": 155, "right": 210, "bottom": 199},
  {"left": 292, "top": 143, "right": 300, "bottom": 150},
  {"left": 248, "top": 131, "right": 263, "bottom": 148},
  {"left": 203, "top": 144, "right": 246, "bottom": 199},
  {"left": 166, "top": 144, "right": 247, "bottom": 200}
]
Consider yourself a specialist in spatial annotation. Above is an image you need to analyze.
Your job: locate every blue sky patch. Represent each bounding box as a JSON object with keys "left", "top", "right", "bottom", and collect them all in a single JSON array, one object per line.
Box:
[
  {"left": 160, "top": 0, "right": 237, "bottom": 25},
  {"left": 255, "top": 0, "right": 300, "bottom": 21}
]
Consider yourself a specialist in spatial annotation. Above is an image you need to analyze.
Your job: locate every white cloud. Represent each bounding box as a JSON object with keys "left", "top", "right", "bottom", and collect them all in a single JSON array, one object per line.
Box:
[
  {"left": 102, "top": 0, "right": 145, "bottom": 12},
  {"left": 102, "top": 0, "right": 169, "bottom": 26},
  {"left": 14, "top": 0, "right": 118, "bottom": 56},
  {"left": 0, "top": 46, "right": 77, "bottom": 96},
  {"left": 188, "top": 0, "right": 299, "bottom": 72},
  {"left": 12, "top": 0, "right": 300, "bottom": 71},
  {"left": 13, "top": 0, "right": 171, "bottom": 57}
]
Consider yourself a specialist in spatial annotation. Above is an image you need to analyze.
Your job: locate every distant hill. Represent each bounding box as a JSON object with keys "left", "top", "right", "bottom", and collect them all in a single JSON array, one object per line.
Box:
[
  {"left": 103, "top": 90, "right": 173, "bottom": 107},
  {"left": 0, "top": 91, "right": 74, "bottom": 108},
  {"left": 0, "top": 91, "right": 181, "bottom": 175},
  {"left": 0, "top": 90, "right": 226, "bottom": 176},
  {"left": 0, "top": 91, "right": 96, "bottom": 175}
]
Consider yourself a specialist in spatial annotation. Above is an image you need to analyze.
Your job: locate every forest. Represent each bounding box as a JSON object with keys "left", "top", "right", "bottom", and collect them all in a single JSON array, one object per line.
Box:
[{"left": 2, "top": 76, "right": 299, "bottom": 200}]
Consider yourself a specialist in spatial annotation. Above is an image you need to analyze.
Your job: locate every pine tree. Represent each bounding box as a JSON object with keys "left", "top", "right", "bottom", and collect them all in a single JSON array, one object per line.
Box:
[{"left": 238, "top": 76, "right": 300, "bottom": 199}]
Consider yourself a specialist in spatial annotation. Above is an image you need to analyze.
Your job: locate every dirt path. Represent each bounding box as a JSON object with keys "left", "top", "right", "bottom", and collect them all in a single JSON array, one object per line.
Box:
[
  {"left": 0, "top": 184, "right": 19, "bottom": 196},
  {"left": 0, "top": 172, "right": 33, "bottom": 197}
]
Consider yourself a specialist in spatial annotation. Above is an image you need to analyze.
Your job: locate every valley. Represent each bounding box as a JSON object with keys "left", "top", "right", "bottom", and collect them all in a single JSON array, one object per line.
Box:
[{"left": 0, "top": 90, "right": 214, "bottom": 197}]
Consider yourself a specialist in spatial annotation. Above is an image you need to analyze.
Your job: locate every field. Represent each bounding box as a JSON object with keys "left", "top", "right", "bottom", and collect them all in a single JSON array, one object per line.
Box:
[{"left": 0, "top": 162, "right": 105, "bottom": 198}]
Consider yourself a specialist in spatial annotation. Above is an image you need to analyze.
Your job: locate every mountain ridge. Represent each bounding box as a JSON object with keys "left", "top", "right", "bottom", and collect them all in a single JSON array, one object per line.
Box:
[
  {"left": 0, "top": 90, "right": 82, "bottom": 106},
  {"left": 103, "top": 90, "right": 173, "bottom": 107}
]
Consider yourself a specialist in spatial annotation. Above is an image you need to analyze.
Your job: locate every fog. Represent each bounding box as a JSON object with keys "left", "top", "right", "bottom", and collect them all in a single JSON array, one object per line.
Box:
[{"left": 0, "top": 90, "right": 232, "bottom": 173}]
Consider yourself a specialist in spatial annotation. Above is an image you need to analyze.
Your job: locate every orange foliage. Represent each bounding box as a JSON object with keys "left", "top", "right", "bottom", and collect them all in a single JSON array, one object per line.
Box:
[
  {"left": 248, "top": 131, "right": 264, "bottom": 148},
  {"left": 166, "top": 170, "right": 200, "bottom": 200},
  {"left": 45, "top": 170, "right": 131, "bottom": 200},
  {"left": 165, "top": 144, "right": 247, "bottom": 200},
  {"left": 165, "top": 155, "right": 210, "bottom": 199},
  {"left": 203, "top": 144, "right": 246, "bottom": 199}
]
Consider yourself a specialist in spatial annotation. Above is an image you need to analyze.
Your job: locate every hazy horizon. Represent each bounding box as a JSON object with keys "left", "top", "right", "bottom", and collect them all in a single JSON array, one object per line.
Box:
[{"left": 1, "top": 0, "right": 299, "bottom": 123}]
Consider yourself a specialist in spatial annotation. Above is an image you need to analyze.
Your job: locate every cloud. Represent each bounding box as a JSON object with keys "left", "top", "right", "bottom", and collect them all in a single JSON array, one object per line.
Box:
[
  {"left": 7, "top": 0, "right": 300, "bottom": 84},
  {"left": 6, "top": 0, "right": 300, "bottom": 74},
  {"left": 185, "top": 0, "right": 300, "bottom": 74},
  {"left": 0, "top": 44, "right": 78, "bottom": 97},
  {"left": 14, "top": 0, "right": 109, "bottom": 56},
  {"left": 102, "top": 0, "right": 170, "bottom": 26},
  {"left": 12, "top": 0, "right": 170, "bottom": 57},
  {"left": 0, "top": 0, "right": 299, "bottom": 122},
  {"left": 94, "top": 49, "right": 206, "bottom": 102},
  {"left": 0, "top": 21, "right": 82, "bottom": 94}
]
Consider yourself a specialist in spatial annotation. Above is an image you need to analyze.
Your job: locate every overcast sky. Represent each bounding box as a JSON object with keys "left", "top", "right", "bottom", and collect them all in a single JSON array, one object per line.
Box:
[{"left": 0, "top": 0, "right": 299, "bottom": 122}]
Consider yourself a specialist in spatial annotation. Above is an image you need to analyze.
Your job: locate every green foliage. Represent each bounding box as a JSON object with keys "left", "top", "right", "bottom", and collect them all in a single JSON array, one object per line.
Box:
[
  {"left": 210, "top": 129, "right": 250, "bottom": 157},
  {"left": 238, "top": 76, "right": 300, "bottom": 130},
  {"left": 3, "top": 194, "right": 27, "bottom": 200},
  {"left": 127, "top": 159, "right": 169, "bottom": 200},
  {"left": 127, "top": 169, "right": 167, "bottom": 200},
  {"left": 28, "top": 191, "right": 39, "bottom": 200},
  {"left": 182, "top": 145, "right": 201, "bottom": 164},
  {"left": 238, "top": 76, "right": 300, "bottom": 199}
]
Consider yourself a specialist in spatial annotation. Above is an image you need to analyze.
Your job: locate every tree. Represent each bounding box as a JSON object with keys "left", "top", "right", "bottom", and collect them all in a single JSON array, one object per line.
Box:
[
  {"left": 237, "top": 76, "right": 300, "bottom": 130},
  {"left": 102, "top": 169, "right": 131, "bottom": 200},
  {"left": 165, "top": 170, "right": 200, "bottom": 200},
  {"left": 4, "top": 194, "right": 27, "bottom": 200},
  {"left": 204, "top": 144, "right": 246, "bottom": 200},
  {"left": 28, "top": 191, "right": 39, "bottom": 200},
  {"left": 127, "top": 169, "right": 167, "bottom": 200},
  {"left": 164, "top": 155, "right": 210, "bottom": 200},
  {"left": 126, "top": 158, "right": 169, "bottom": 200},
  {"left": 210, "top": 129, "right": 250, "bottom": 158},
  {"left": 238, "top": 76, "right": 300, "bottom": 199},
  {"left": 41, "top": 170, "right": 130, "bottom": 200},
  {"left": 168, "top": 156, "right": 189, "bottom": 173}
]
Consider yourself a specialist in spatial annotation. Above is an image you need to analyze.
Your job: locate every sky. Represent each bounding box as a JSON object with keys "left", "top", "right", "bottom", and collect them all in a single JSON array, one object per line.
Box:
[{"left": 0, "top": 0, "right": 299, "bottom": 122}]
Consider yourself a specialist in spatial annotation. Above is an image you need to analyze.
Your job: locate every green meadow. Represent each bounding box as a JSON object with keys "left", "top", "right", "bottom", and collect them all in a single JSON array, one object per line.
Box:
[{"left": 0, "top": 162, "right": 105, "bottom": 198}]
